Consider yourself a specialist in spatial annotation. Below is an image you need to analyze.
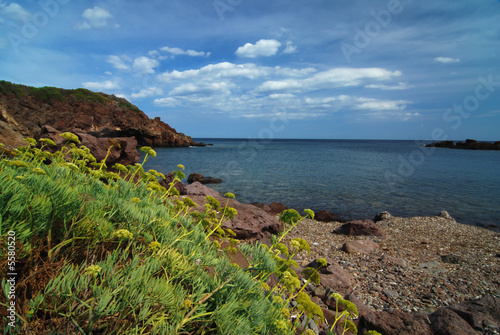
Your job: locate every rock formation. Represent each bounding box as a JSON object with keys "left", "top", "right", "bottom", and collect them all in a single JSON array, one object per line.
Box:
[
  {"left": 0, "top": 81, "right": 199, "bottom": 150},
  {"left": 425, "top": 139, "right": 500, "bottom": 150}
]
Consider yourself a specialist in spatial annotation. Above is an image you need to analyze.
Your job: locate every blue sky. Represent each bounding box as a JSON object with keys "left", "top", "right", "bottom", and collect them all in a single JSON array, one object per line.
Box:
[{"left": 1, "top": 0, "right": 499, "bottom": 140}]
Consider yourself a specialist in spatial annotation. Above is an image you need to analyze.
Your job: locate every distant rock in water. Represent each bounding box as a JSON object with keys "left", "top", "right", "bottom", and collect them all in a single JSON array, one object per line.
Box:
[
  {"left": 0, "top": 80, "right": 198, "bottom": 150},
  {"left": 425, "top": 139, "right": 500, "bottom": 150},
  {"left": 187, "top": 173, "right": 222, "bottom": 184}
]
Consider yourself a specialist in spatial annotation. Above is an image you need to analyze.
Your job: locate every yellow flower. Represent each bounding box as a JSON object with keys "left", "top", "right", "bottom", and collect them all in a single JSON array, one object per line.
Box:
[
  {"left": 60, "top": 132, "right": 80, "bottom": 144},
  {"left": 139, "top": 146, "right": 156, "bottom": 157},
  {"left": 83, "top": 264, "right": 102, "bottom": 277},
  {"left": 111, "top": 229, "right": 134, "bottom": 240}
]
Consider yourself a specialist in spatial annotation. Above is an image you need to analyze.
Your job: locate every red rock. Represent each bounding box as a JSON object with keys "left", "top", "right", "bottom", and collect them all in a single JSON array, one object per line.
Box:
[
  {"left": 0, "top": 83, "right": 198, "bottom": 148},
  {"left": 359, "top": 310, "right": 433, "bottom": 335},
  {"left": 319, "top": 264, "right": 357, "bottom": 296},
  {"left": 268, "top": 202, "right": 288, "bottom": 214},
  {"left": 333, "top": 219, "right": 386, "bottom": 238},
  {"left": 315, "top": 210, "right": 340, "bottom": 222},
  {"left": 185, "top": 182, "right": 282, "bottom": 240},
  {"left": 342, "top": 239, "right": 379, "bottom": 254},
  {"left": 430, "top": 308, "right": 477, "bottom": 335}
]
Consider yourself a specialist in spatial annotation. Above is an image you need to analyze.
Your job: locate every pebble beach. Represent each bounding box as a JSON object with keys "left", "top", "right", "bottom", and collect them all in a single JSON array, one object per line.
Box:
[{"left": 282, "top": 214, "right": 500, "bottom": 314}]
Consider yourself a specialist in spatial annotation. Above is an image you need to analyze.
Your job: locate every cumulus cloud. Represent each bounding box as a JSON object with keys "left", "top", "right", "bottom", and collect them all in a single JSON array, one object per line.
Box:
[
  {"left": 154, "top": 97, "right": 180, "bottom": 107},
  {"left": 132, "top": 56, "right": 159, "bottom": 74},
  {"left": 107, "top": 55, "right": 159, "bottom": 74},
  {"left": 75, "top": 7, "right": 117, "bottom": 30},
  {"left": 160, "top": 46, "right": 211, "bottom": 57},
  {"left": 283, "top": 41, "right": 298, "bottom": 54},
  {"left": 168, "top": 81, "right": 235, "bottom": 97},
  {"left": 107, "top": 55, "right": 131, "bottom": 71},
  {"left": 82, "top": 80, "right": 120, "bottom": 91},
  {"left": 131, "top": 87, "right": 163, "bottom": 99},
  {"left": 0, "top": 2, "right": 30, "bottom": 21},
  {"left": 434, "top": 57, "right": 460, "bottom": 64},
  {"left": 235, "top": 39, "right": 281, "bottom": 58},
  {"left": 256, "top": 68, "right": 401, "bottom": 93}
]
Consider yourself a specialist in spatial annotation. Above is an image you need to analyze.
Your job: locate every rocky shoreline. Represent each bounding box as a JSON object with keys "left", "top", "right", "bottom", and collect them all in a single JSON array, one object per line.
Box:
[
  {"left": 182, "top": 181, "right": 500, "bottom": 334},
  {"left": 425, "top": 139, "right": 500, "bottom": 150}
]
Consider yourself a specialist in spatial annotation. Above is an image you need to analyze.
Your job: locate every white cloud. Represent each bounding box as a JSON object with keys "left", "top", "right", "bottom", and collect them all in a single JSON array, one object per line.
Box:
[
  {"left": 160, "top": 46, "right": 210, "bottom": 57},
  {"left": 366, "top": 82, "right": 413, "bottom": 90},
  {"left": 82, "top": 80, "right": 120, "bottom": 91},
  {"left": 153, "top": 97, "right": 180, "bottom": 107},
  {"left": 132, "top": 56, "right": 159, "bottom": 74},
  {"left": 0, "top": 2, "right": 30, "bottom": 21},
  {"left": 235, "top": 39, "right": 281, "bottom": 58},
  {"left": 168, "top": 81, "right": 235, "bottom": 96},
  {"left": 107, "top": 55, "right": 131, "bottom": 71},
  {"left": 283, "top": 41, "right": 297, "bottom": 54},
  {"left": 131, "top": 87, "right": 163, "bottom": 99},
  {"left": 434, "top": 57, "right": 460, "bottom": 64},
  {"left": 256, "top": 68, "right": 401, "bottom": 93},
  {"left": 75, "top": 7, "right": 116, "bottom": 30}
]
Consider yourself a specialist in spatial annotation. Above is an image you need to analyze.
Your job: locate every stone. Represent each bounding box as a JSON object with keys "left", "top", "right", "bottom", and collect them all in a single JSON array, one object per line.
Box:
[
  {"left": 268, "top": 202, "right": 288, "bottom": 214},
  {"left": 159, "top": 172, "right": 187, "bottom": 195},
  {"left": 342, "top": 239, "right": 379, "bottom": 254},
  {"left": 37, "top": 126, "right": 141, "bottom": 166},
  {"left": 430, "top": 308, "right": 478, "bottom": 335},
  {"left": 333, "top": 220, "right": 386, "bottom": 238},
  {"left": 359, "top": 309, "right": 433, "bottom": 335},
  {"left": 185, "top": 182, "right": 282, "bottom": 240},
  {"left": 373, "top": 211, "right": 392, "bottom": 222},
  {"left": 438, "top": 210, "right": 454, "bottom": 220},
  {"left": 251, "top": 202, "right": 271, "bottom": 213},
  {"left": 382, "top": 288, "right": 400, "bottom": 299},
  {"left": 315, "top": 210, "right": 340, "bottom": 222},
  {"left": 440, "top": 254, "right": 462, "bottom": 264},
  {"left": 187, "top": 173, "right": 222, "bottom": 184},
  {"left": 448, "top": 295, "right": 500, "bottom": 332},
  {"left": 319, "top": 264, "right": 357, "bottom": 296},
  {"left": 380, "top": 255, "right": 408, "bottom": 267}
]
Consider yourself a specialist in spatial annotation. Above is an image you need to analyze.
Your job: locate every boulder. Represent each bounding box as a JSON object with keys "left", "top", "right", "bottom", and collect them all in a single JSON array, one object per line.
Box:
[
  {"left": 319, "top": 264, "right": 357, "bottom": 296},
  {"left": 251, "top": 202, "right": 272, "bottom": 213},
  {"left": 342, "top": 239, "right": 379, "bottom": 254},
  {"left": 438, "top": 210, "right": 454, "bottom": 220},
  {"left": 373, "top": 211, "right": 391, "bottom": 222},
  {"left": 333, "top": 220, "right": 386, "bottom": 238},
  {"left": 429, "top": 308, "right": 478, "bottom": 335},
  {"left": 315, "top": 210, "right": 341, "bottom": 222},
  {"left": 187, "top": 173, "right": 222, "bottom": 184},
  {"left": 37, "top": 125, "right": 140, "bottom": 166},
  {"left": 447, "top": 295, "right": 500, "bottom": 332},
  {"left": 359, "top": 310, "right": 433, "bottom": 335},
  {"left": 185, "top": 182, "right": 282, "bottom": 240},
  {"left": 159, "top": 172, "right": 187, "bottom": 195},
  {"left": 268, "top": 202, "right": 288, "bottom": 214}
]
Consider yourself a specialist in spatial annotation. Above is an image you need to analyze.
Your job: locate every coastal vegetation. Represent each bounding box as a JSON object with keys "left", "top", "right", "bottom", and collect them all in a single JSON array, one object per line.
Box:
[
  {"left": 0, "top": 80, "right": 140, "bottom": 113},
  {"left": 0, "top": 135, "right": 370, "bottom": 334}
]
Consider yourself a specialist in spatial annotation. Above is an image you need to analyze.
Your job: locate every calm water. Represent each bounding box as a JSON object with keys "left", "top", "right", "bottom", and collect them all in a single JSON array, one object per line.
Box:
[{"left": 144, "top": 139, "right": 500, "bottom": 230}]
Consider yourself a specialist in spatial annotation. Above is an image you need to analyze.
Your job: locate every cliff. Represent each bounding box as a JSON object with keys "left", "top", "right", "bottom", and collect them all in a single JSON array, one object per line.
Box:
[{"left": 0, "top": 80, "right": 198, "bottom": 148}]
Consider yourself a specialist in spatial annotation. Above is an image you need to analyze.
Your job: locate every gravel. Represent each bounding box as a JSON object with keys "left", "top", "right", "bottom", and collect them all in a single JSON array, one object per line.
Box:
[{"left": 282, "top": 215, "right": 500, "bottom": 313}]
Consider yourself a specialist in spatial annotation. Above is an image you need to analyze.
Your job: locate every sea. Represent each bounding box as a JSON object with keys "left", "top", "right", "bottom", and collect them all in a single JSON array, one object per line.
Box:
[{"left": 143, "top": 139, "right": 500, "bottom": 231}]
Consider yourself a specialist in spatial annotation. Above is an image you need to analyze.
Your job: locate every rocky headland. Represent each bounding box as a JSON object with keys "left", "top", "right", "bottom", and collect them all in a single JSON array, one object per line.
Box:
[
  {"left": 0, "top": 81, "right": 200, "bottom": 164},
  {"left": 425, "top": 139, "right": 500, "bottom": 150}
]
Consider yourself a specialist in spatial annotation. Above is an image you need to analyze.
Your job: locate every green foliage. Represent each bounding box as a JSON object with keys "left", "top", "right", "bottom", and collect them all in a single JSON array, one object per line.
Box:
[
  {"left": 0, "top": 80, "right": 26, "bottom": 98},
  {"left": 0, "top": 136, "right": 293, "bottom": 334},
  {"left": 73, "top": 88, "right": 108, "bottom": 103},
  {"left": 28, "top": 86, "right": 66, "bottom": 104}
]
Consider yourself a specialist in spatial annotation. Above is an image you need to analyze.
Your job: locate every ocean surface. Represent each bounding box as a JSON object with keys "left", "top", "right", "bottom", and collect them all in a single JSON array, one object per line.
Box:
[{"left": 144, "top": 139, "right": 500, "bottom": 231}]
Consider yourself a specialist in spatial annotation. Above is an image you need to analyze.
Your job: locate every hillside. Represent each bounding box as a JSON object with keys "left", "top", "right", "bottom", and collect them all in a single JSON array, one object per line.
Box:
[{"left": 0, "top": 80, "right": 197, "bottom": 148}]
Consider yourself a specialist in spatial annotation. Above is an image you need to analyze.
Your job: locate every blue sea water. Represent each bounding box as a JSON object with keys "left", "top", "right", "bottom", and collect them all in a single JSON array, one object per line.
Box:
[{"left": 144, "top": 139, "right": 500, "bottom": 230}]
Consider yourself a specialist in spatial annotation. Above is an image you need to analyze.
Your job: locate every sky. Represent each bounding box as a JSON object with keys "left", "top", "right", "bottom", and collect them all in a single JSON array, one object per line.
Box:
[{"left": 1, "top": 0, "right": 499, "bottom": 140}]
